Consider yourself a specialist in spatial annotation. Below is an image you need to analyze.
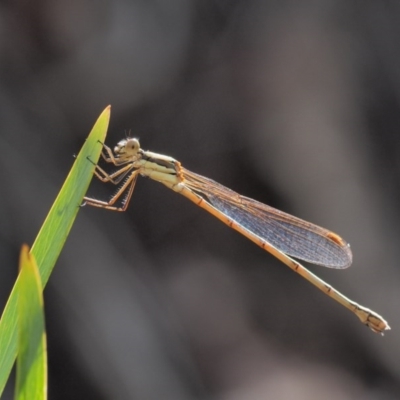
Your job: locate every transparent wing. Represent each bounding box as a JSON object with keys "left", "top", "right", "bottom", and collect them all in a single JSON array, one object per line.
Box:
[{"left": 182, "top": 168, "right": 352, "bottom": 269}]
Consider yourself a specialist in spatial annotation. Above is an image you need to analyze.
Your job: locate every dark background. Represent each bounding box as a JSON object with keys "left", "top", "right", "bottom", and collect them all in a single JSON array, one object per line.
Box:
[{"left": 1, "top": 1, "right": 399, "bottom": 399}]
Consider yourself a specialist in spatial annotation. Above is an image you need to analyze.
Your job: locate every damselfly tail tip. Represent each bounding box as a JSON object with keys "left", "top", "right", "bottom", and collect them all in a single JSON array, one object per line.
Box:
[
  {"left": 362, "top": 311, "right": 390, "bottom": 335},
  {"left": 373, "top": 321, "right": 390, "bottom": 336}
]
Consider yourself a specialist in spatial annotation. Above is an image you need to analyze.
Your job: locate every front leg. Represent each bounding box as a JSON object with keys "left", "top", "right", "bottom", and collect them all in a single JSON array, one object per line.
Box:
[
  {"left": 86, "top": 153, "right": 135, "bottom": 184},
  {"left": 93, "top": 163, "right": 135, "bottom": 184},
  {"left": 100, "top": 144, "right": 130, "bottom": 166},
  {"left": 100, "top": 144, "right": 117, "bottom": 164}
]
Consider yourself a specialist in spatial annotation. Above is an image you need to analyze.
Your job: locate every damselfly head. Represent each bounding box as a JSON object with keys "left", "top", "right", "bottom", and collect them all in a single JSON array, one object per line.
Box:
[{"left": 114, "top": 138, "right": 141, "bottom": 159}]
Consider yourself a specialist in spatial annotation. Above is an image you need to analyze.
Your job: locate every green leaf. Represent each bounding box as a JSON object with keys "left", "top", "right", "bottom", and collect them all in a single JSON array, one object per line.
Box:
[
  {"left": 0, "top": 106, "right": 111, "bottom": 395},
  {"left": 15, "top": 245, "right": 47, "bottom": 400}
]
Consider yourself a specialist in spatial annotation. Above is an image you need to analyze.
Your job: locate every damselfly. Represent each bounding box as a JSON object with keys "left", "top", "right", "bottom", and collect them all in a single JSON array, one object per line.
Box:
[{"left": 83, "top": 138, "right": 390, "bottom": 334}]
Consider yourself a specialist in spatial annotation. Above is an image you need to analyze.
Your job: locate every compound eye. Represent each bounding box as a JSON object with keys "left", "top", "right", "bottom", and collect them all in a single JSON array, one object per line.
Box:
[{"left": 128, "top": 138, "right": 140, "bottom": 152}]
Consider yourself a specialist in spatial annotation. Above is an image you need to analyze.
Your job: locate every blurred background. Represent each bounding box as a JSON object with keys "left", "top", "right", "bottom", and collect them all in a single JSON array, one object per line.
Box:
[{"left": 1, "top": 1, "right": 400, "bottom": 398}]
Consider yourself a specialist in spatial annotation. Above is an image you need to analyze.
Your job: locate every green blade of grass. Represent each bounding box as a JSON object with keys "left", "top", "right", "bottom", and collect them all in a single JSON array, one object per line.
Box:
[
  {"left": 0, "top": 106, "right": 111, "bottom": 395},
  {"left": 15, "top": 245, "right": 47, "bottom": 400}
]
